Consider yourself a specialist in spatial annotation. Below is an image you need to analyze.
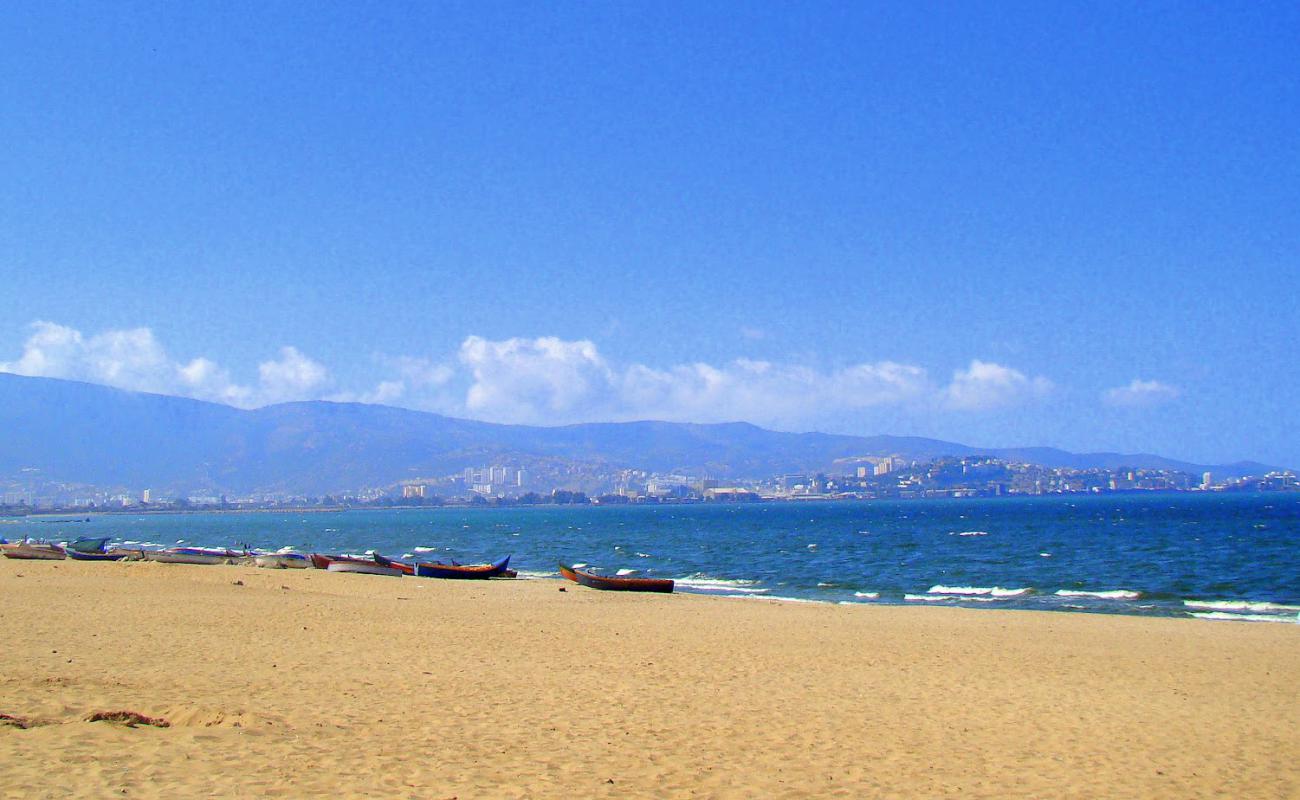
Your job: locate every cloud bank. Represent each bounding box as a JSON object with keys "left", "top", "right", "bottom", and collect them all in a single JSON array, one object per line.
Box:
[
  {"left": 1103, "top": 378, "right": 1180, "bottom": 407},
  {"left": 2, "top": 322, "right": 1066, "bottom": 428},
  {"left": 0, "top": 321, "right": 330, "bottom": 407}
]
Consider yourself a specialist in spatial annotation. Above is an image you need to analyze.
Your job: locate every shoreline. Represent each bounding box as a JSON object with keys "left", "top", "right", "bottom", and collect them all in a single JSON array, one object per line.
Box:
[{"left": 2, "top": 557, "right": 1297, "bottom": 798}]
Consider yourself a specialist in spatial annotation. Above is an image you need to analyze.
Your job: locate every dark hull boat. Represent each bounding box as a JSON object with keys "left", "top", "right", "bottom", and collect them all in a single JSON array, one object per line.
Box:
[
  {"left": 415, "top": 556, "right": 511, "bottom": 579},
  {"left": 372, "top": 553, "right": 415, "bottom": 575},
  {"left": 64, "top": 538, "right": 136, "bottom": 561},
  {"left": 558, "top": 563, "right": 674, "bottom": 593},
  {"left": 66, "top": 549, "right": 132, "bottom": 562}
]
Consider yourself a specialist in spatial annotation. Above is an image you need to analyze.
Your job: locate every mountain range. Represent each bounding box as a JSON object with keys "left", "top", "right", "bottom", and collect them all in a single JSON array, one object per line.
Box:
[{"left": 0, "top": 372, "right": 1278, "bottom": 495}]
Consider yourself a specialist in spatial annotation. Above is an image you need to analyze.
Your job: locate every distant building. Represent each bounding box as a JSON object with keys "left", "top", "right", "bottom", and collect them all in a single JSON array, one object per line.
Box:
[
  {"left": 402, "top": 484, "right": 426, "bottom": 499},
  {"left": 1201, "top": 472, "right": 1213, "bottom": 490},
  {"left": 142, "top": 488, "right": 152, "bottom": 503},
  {"left": 874, "top": 458, "right": 894, "bottom": 477}
]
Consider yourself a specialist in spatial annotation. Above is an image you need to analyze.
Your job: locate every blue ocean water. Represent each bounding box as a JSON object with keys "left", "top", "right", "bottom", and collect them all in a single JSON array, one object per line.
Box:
[{"left": 7, "top": 493, "right": 1299, "bottom": 623}]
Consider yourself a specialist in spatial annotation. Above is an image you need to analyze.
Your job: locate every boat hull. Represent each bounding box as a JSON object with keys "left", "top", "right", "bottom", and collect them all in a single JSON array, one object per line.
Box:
[
  {"left": 143, "top": 550, "right": 233, "bottom": 565},
  {"left": 1, "top": 543, "right": 66, "bottom": 560},
  {"left": 66, "top": 549, "right": 130, "bottom": 562},
  {"left": 310, "top": 553, "right": 383, "bottom": 570},
  {"left": 415, "top": 556, "right": 511, "bottom": 579},
  {"left": 558, "top": 562, "right": 674, "bottom": 593},
  {"left": 327, "top": 561, "right": 403, "bottom": 577}
]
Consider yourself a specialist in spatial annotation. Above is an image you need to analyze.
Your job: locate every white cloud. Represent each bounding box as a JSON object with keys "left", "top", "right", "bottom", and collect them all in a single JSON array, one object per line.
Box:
[
  {"left": 2, "top": 323, "right": 1067, "bottom": 428},
  {"left": 334, "top": 355, "right": 455, "bottom": 407},
  {"left": 460, "top": 335, "right": 617, "bottom": 422},
  {"left": 257, "top": 346, "right": 330, "bottom": 404},
  {"left": 1103, "top": 379, "right": 1180, "bottom": 407},
  {"left": 0, "top": 321, "right": 328, "bottom": 408},
  {"left": 454, "top": 335, "right": 932, "bottom": 426},
  {"left": 940, "top": 359, "right": 1054, "bottom": 411}
]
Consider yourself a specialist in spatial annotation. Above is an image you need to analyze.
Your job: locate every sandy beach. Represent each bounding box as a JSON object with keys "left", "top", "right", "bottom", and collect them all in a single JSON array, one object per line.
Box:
[{"left": 1, "top": 558, "right": 1296, "bottom": 799}]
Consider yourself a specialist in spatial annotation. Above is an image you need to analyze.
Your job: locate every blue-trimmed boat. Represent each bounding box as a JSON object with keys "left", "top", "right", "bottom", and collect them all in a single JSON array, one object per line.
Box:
[
  {"left": 414, "top": 556, "right": 512, "bottom": 579},
  {"left": 64, "top": 537, "right": 137, "bottom": 561}
]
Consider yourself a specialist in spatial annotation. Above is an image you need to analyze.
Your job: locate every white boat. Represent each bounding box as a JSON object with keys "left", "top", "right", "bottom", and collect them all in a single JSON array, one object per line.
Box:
[
  {"left": 327, "top": 561, "right": 403, "bottom": 577},
  {"left": 254, "top": 553, "right": 311, "bottom": 569},
  {"left": 142, "top": 548, "right": 238, "bottom": 566}
]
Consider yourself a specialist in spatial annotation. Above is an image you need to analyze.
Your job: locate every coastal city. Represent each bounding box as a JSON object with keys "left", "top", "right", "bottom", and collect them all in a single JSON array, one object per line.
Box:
[{"left": 3, "top": 455, "right": 1296, "bottom": 513}]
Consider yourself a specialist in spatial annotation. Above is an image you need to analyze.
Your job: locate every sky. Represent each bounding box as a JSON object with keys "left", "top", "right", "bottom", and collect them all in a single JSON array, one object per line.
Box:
[{"left": 1, "top": 2, "right": 1297, "bottom": 468}]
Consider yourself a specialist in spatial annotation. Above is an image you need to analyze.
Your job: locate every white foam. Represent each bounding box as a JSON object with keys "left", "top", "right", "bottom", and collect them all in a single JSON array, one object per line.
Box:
[
  {"left": 1190, "top": 612, "right": 1299, "bottom": 624},
  {"left": 951, "top": 530, "right": 989, "bottom": 537},
  {"left": 514, "top": 570, "right": 553, "bottom": 580},
  {"left": 853, "top": 591, "right": 880, "bottom": 599},
  {"left": 908, "top": 593, "right": 1001, "bottom": 603},
  {"left": 1183, "top": 600, "right": 1300, "bottom": 614},
  {"left": 675, "top": 576, "right": 769, "bottom": 594},
  {"left": 727, "top": 595, "right": 825, "bottom": 604},
  {"left": 571, "top": 563, "right": 587, "bottom": 569},
  {"left": 615, "top": 568, "right": 639, "bottom": 576},
  {"left": 1055, "top": 589, "right": 1141, "bottom": 600},
  {"left": 635, "top": 552, "right": 651, "bottom": 558},
  {"left": 927, "top": 585, "right": 1032, "bottom": 598},
  {"left": 413, "top": 546, "right": 436, "bottom": 553}
]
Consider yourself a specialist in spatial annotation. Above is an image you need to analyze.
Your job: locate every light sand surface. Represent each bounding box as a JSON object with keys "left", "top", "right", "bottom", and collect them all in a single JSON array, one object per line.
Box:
[{"left": 1, "top": 558, "right": 1297, "bottom": 799}]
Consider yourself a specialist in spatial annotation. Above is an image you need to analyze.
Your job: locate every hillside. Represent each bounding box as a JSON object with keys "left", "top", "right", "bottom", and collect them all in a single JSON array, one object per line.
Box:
[{"left": 0, "top": 373, "right": 1275, "bottom": 494}]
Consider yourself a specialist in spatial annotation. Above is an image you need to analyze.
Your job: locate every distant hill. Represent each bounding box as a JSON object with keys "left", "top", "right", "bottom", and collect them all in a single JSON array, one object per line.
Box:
[{"left": 0, "top": 373, "right": 1277, "bottom": 495}]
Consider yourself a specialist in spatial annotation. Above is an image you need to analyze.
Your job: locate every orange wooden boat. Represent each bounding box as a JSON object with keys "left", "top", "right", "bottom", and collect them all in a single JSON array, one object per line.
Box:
[{"left": 558, "top": 562, "right": 674, "bottom": 593}]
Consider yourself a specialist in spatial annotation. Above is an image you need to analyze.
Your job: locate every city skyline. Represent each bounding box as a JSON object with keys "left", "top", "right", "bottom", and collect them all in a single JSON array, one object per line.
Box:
[{"left": 2, "top": 4, "right": 1297, "bottom": 467}]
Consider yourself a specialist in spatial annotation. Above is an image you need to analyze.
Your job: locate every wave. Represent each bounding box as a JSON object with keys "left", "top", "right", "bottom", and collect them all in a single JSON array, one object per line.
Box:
[
  {"left": 853, "top": 591, "right": 880, "bottom": 599},
  {"left": 1055, "top": 589, "right": 1141, "bottom": 600},
  {"left": 950, "top": 530, "right": 989, "bottom": 537},
  {"left": 1190, "top": 612, "right": 1299, "bottom": 624},
  {"left": 513, "top": 570, "right": 554, "bottom": 580},
  {"left": 412, "top": 546, "right": 436, "bottom": 553},
  {"left": 675, "top": 575, "right": 769, "bottom": 594},
  {"left": 905, "top": 593, "right": 998, "bottom": 603},
  {"left": 1183, "top": 600, "right": 1300, "bottom": 614},
  {"left": 615, "top": 568, "right": 639, "bottom": 576},
  {"left": 928, "top": 585, "right": 1032, "bottom": 597}
]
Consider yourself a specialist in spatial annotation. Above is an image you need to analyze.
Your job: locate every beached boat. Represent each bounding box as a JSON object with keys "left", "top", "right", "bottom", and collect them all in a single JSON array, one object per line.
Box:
[
  {"left": 64, "top": 539, "right": 127, "bottom": 562},
  {"left": 143, "top": 547, "right": 242, "bottom": 566},
  {"left": 1, "top": 541, "right": 66, "bottom": 560},
  {"left": 310, "top": 553, "right": 383, "bottom": 570},
  {"left": 372, "top": 553, "right": 415, "bottom": 575},
  {"left": 558, "top": 562, "right": 674, "bottom": 593},
  {"left": 414, "top": 555, "right": 512, "bottom": 579},
  {"left": 254, "top": 553, "right": 311, "bottom": 569},
  {"left": 66, "top": 549, "right": 133, "bottom": 562},
  {"left": 326, "top": 561, "right": 403, "bottom": 577}
]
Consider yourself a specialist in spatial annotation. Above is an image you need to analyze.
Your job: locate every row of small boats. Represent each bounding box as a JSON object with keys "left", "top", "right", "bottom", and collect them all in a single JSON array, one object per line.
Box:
[
  {"left": 0, "top": 538, "right": 516, "bottom": 580},
  {"left": 1, "top": 537, "right": 676, "bottom": 592}
]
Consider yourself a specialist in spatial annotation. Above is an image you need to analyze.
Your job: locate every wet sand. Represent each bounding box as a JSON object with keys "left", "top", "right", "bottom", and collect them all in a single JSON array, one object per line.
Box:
[{"left": 1, "top": 557, "right": 1296, "bottom": 798}]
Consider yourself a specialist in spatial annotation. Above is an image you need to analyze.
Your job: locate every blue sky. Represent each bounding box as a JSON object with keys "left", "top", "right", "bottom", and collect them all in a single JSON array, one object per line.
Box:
[{"left": 1, "top": 2, "right": 1297, "bottom": 467}]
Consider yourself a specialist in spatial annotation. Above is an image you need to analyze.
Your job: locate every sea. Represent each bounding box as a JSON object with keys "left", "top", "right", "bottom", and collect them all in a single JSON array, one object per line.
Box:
[{"left": 6, "top": 492, "right": 1299, "bottom": 624}]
